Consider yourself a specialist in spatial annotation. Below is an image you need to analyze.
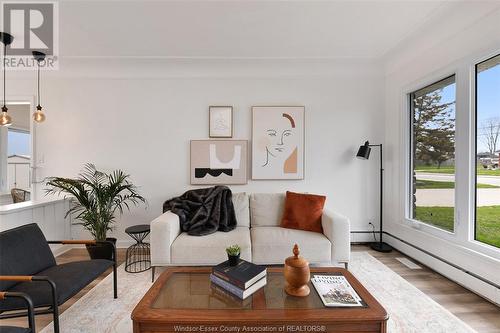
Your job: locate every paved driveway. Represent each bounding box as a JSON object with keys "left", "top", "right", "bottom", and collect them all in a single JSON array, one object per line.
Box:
[
  {"left": 416, "top": 189, "right": 500, "bottom": 206},
  {"left": 416, "top": 172, "right": 500, "bottom": 187},
  {"left": 415, "top": 172, "right": 500, "bottom": 207}
]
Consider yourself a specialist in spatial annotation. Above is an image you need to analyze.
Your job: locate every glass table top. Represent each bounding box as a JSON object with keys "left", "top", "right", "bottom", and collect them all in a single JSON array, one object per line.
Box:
[{"left": 152, "top": 272, "right": 328, "bottom": 310}]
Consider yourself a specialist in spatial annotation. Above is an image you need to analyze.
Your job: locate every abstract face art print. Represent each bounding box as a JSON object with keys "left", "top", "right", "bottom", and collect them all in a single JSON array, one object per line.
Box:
[{"left": 252, "top": 106, "right": 304, "bottom": 179}]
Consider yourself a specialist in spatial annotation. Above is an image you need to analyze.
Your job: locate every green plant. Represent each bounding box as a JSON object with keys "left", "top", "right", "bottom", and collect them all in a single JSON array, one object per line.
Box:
[
  {"left": 45, "top": 163, "right": 146, "bottom": 241},
  {"left": 226, "top": 244, "right": 241, "bottom": 256}
]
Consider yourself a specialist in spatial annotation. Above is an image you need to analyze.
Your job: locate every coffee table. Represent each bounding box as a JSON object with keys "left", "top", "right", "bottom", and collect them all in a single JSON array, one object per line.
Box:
[{"left": 132, "top": 267, "right": 388, "bottom": 333}]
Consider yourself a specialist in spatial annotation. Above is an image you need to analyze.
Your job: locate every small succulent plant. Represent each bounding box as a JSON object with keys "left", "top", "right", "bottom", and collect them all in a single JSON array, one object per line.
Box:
[{"left": 226, "top": 244, "right": 241, "bottom": 256}]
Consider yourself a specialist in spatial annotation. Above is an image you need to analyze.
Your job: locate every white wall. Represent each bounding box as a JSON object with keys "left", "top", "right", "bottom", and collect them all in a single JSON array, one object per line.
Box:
[
  {"left": 384, "top": 7, "right": 500, "bottom": 304},
  {"left": 7, "top": 59, "right": 385, "bottom": 245}
]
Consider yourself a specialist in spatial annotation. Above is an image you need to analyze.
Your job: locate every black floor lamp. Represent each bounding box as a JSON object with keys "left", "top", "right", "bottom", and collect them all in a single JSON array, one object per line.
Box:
[{"left": 356, "top": 141, "right": 392, "bottom": 252}]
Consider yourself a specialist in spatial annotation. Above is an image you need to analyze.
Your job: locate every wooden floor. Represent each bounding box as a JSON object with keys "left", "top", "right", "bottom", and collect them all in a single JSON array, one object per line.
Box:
[{"left": 1, "top": 245, "right": 499, "bottom": 332}]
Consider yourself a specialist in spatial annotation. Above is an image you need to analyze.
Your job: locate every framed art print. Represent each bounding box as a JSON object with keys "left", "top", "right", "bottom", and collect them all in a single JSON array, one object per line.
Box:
[
  {"left": 190, "top": 140, "right": 247, "bottom": 185},
  {"left": 252, "top": 106, "right": 304, "bottom": 180},
  {"left": 209, "top": 106, "right": 233, "bottom": 138}
]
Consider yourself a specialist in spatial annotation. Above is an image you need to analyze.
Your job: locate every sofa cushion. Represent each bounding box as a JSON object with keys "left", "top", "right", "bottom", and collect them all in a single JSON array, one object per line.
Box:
[
  {"left": 281, "top": 191, "right": 326, "bottom": 233},
  {"left": 232, "top": 192, "right": 250, "bottom": 228},
  {"left": 171, "top": 227, "right": 251, "bottom": 265},
  {"left": 0, "top": 223, "right": 56, "bottom": 291},
  {"left": 250, "top": 193, "right": 285, "bottom": 227},
  {"left": 251, "top": 227, "right": 331, "bottom": 264}
]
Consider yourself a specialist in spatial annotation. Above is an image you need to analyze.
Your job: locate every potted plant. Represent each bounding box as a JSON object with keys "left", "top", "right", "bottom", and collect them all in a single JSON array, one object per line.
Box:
[
  {"left": 226, "top": 244, "right": 241, "bottom": 266},
  {"left": 45, "top": 163, "right": 146, "bottom": 260}
]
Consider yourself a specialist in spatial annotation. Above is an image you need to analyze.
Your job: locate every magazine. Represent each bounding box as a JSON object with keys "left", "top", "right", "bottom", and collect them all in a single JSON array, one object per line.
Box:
[{"left": 311, "top": 275, "right": 364, "bottom": 307}]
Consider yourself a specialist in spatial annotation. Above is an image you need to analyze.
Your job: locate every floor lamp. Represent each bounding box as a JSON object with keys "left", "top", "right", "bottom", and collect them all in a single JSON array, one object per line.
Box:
[{"left": 356, "top": 141, "right": 392, "bottom": 252}]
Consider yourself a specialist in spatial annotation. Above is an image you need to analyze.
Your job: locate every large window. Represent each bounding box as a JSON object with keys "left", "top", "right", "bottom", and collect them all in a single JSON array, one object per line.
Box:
[
  {"left": 409, "top": 75, "right": 456, "bottom": 232},
  {"left": 475, "top": 54, "right": 500, "bottom": 248}
]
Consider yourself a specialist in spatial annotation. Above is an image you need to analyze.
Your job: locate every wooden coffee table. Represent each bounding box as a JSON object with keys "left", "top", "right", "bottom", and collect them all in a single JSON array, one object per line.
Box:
[{"left": 132, "top": 267, "right": 388, "bottom": 333}]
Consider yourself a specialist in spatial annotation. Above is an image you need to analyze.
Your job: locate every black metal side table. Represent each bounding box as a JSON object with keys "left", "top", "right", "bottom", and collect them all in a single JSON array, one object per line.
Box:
[{"left": 125, "top": 224, "right": 151, "bottom": 273}]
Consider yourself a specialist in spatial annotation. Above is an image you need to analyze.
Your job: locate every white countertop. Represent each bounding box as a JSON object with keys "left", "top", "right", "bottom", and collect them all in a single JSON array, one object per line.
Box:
[{"left": 0, "top": 197, "right": 67, "bottom": 215}]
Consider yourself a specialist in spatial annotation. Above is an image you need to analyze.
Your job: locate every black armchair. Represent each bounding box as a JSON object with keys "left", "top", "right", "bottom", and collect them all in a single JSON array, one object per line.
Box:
[
  {"left": 0, "top": 291, "right": 35, "bottom": 333},
  {"left": 0, "top": 223, "right": 117, "bottom": 333}
]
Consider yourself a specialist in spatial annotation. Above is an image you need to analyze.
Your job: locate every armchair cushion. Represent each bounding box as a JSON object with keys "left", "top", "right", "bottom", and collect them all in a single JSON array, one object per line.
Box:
[
  {"left": 0, "top": 224, "right": 56, "bottom": 290},
  {"left": 0, "top": 260, "right": 112, "bottom": 311}
]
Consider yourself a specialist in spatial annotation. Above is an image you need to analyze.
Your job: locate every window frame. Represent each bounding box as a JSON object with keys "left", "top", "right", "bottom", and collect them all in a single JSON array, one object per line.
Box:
[
  {"left": 404, "top": 70, "right": 459, "bottom": 242},
  {"left": 400, "top": 48, "right": 500, "bottom": 260},
  {"left": 472, "top": 52, "right": 500, "bottom": 250}
]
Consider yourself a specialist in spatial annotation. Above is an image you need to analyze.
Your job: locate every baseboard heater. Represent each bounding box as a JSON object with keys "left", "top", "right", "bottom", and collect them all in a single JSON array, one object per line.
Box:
[{"left": 350, "top": 230, "right": 499, "bottom": 290}]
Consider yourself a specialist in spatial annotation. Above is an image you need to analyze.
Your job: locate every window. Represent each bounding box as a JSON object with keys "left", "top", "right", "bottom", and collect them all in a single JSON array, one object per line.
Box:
[
  {"left": 409, "top": 75, "right": 456, "bottom": 232},
  {"left": 0, "top": 102, "right": 32, "bottom": 204},
  {"left": 475, "top": 54, "right": 500, "bottom": 248},
  {"left": 7, "top": 129, "right": 31, "bottom": 190}
]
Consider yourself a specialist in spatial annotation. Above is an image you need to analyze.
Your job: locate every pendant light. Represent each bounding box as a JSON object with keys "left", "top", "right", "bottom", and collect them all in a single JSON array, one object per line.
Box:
[
  {"left": 33, "top": 51, "right": 46, "bottom": 123},
  {"left": 0, "top": 32, "right": 14, "bottom": 127}
]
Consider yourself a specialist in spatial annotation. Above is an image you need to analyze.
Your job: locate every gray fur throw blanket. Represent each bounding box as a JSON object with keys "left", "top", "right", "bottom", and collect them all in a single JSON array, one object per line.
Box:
[{"left": 162, "top": 186, "right": 237, "bottom": 236}]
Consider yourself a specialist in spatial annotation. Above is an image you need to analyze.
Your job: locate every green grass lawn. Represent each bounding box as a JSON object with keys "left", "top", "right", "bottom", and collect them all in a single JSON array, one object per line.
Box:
[
  {"left": 415, "top": 165, "right": 500, "bottom": 176},
  {"left": 414, "top": 206, "right": 500, "bottom": 248},
  {"left": 415, "top": 179, "right": 498, "bottom": 189}
]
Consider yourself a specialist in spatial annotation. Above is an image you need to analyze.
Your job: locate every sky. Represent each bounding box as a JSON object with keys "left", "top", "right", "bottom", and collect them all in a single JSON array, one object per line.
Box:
[
  {"left": 421, "top": 61, "right": 498, "bottom": 154},
  {"left": 7, "top": 130, "right": 31, "bottom": 156},
  {"left": 477, "top": 63, "right": 500, "bottom": 153}
]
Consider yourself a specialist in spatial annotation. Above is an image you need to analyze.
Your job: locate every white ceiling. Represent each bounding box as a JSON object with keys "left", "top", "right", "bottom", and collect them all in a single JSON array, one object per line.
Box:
[
  {"left": 57, "top": 0, "right": 451, "bottom": 59},
  {"left": 17, "top": 0, "right": 499, "bottom": 60}
]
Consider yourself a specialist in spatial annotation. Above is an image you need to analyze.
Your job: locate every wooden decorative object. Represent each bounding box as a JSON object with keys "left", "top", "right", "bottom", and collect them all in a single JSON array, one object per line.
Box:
[{"left": 284, "top": 244, "right": 310, "bottom": 297}]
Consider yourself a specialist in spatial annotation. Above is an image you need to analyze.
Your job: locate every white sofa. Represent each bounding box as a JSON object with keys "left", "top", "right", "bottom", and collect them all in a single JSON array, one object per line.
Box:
[{"left": 150, "top": 193, "right": 351, "bottom": 280}]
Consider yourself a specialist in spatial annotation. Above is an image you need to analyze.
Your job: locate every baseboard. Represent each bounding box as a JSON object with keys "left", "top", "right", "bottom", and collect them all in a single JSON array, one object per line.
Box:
[
  {"left": 350, "top": 231, "right": 376, "bottom": 243},
  {"left": 384, "top": 233, "right": 500, "bottom": 306}
]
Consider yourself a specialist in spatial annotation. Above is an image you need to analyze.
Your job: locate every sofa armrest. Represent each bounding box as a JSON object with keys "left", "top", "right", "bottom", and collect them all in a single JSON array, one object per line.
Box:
[
  {"left": 322, "top": 209, "right": 351, "bottom": 264},
  {"left": 150, "top": 211, "right": 181, "bottom": 266}
]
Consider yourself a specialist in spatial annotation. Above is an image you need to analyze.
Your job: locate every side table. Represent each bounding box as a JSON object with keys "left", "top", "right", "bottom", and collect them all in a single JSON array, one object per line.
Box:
[{"left": 125, "top": 224, "right": 151, "bottom": 273}]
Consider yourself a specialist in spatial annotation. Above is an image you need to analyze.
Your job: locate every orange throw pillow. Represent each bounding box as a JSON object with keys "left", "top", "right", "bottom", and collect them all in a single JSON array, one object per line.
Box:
[{"left": 280, "top": 191, "right": 326, "bottom": 233}]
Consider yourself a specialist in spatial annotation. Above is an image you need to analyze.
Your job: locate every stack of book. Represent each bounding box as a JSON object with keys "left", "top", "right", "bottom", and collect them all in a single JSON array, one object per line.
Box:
[{"left": 210, "top": 259, "right": 267, "bottom": 299}]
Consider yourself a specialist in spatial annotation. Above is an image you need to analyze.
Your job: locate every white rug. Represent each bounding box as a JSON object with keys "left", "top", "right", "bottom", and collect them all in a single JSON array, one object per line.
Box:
[{"left": 40, "top": 252, "right": 476, "bottom": 333}]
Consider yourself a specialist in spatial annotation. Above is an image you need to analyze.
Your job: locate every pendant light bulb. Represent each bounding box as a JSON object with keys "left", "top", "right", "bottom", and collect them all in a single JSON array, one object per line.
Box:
[
  {"left": 33, "top": 105, "right": 46, "bottom": 123},
  {"left": 0, "top": 106, "right": 12, "bottom": 126}
]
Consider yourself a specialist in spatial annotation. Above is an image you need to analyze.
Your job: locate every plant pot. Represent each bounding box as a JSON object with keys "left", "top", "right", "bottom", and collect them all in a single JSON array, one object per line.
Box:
[
  {"left": 86, "top": 237, "right": 116, "bottom": 260},
  {"left": 228, "top": 254, "right": 240, "bottom": 266}
]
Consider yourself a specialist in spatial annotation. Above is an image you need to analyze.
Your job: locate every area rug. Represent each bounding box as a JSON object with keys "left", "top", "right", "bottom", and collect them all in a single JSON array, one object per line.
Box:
[{"left": 40, "top": 252, "right": 476, "bottom": 333}]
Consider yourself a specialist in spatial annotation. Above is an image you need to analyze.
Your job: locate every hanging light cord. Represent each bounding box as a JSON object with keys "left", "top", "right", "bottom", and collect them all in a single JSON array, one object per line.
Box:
[
  {"left": 2, "top": 43, "right": 6, "bottom": 108},
  {"left": 37, "top": 59, "right": 40, "bottom": 107}
]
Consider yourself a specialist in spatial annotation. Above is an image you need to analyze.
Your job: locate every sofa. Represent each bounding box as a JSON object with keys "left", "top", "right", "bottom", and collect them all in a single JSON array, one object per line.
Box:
[{"left": 150, "top": 193, "right": 351, "bottom": 280}]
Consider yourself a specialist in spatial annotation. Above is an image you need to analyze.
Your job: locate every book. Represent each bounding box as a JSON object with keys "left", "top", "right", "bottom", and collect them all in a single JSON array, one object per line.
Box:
[
  {"left": 210, "top": 283, "right": 252, "bottom": 308},
  {"left": 212, "top": 259, "right": 266, "bottom": 289},
  {"left": 311, "top": 274, "right": 364, "bottom": 307},
  {"left": 210, "top": 273, "right": 266, "bottom": 299}
]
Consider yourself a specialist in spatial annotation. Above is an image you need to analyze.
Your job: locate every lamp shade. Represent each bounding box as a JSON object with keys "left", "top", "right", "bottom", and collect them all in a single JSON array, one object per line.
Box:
[{"left": 356, "top": 141, "right": 371, "bottom": 159}]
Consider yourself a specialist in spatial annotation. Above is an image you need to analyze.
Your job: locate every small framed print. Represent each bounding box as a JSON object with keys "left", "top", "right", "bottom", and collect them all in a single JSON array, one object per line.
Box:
[{"left": 209, "top": 106, "right": 233, "bottom": 138}]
